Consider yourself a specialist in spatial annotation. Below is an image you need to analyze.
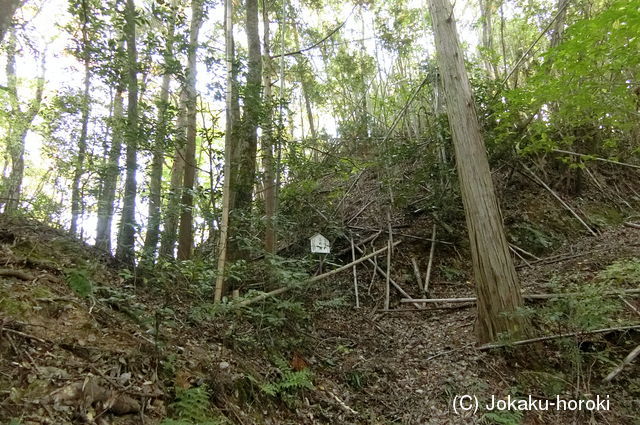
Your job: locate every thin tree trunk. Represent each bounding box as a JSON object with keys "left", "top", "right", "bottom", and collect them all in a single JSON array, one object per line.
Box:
[
  {"left": 550, "top": 0, "right": 570, "bottom": 48},
  {"left": 262, "top": 0, "right": 277, "bottom": 254},
  {"left": 95, "top": 86, "right": 124, "bottom": 252},
  {"left": 214, "top": 0, "right": 235, "bottom": 303},
  {"left": 177, "top": 0, "right": 204, "bottom": 260},
  {"left": 227, "top": 0, "right": 262, "bottom": 262},
  {"left": 142, "top": 1, "right": 178, "bottom": 263},
  {"left": 159, "top": 92, "right": 187, "bottom": 258},
  {"left": 70, "top": 2, "right": 92, "bottom": 236},
  {"left": 427, "top": 0, "right": 526, "bottom": 344},
  {"left": 2, "top": 31, "right": 45, "bottom": 213},
  {"left": 115, "top": 0, "right": 139, "bottom": 266}
]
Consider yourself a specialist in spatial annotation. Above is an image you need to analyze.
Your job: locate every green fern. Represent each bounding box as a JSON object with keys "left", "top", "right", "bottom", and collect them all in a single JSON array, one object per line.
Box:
[
  {"left": 160, "top": 385, "right": 226, "bottom": 425},
  {"left": 260, "top": 358, "right": 314, "bottom": 400},
  {"left": 481, "top": 409, "right": 523, "bottom": 425},
  {"left": 65, "top": 268, "right": 93, "bottom": 298}
]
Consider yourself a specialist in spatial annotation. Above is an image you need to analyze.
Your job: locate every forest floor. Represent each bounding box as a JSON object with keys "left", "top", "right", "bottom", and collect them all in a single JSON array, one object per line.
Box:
[{"left": 1, "top": 198, "right": 639, "bottom": 424}]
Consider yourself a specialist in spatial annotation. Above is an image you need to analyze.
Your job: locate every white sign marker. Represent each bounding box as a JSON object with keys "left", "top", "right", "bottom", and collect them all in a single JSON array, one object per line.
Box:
[{"left": 310, "top": 233, "right": 330, "bottom": 254}]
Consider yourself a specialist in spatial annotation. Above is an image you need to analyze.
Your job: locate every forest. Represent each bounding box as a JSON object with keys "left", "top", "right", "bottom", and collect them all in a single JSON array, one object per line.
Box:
[{"left": 0, "top": 0, "right": 639, "bottom": 423}]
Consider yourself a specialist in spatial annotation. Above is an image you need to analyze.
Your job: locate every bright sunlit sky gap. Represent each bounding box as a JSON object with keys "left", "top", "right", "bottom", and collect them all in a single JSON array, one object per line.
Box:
[{"left": 0, "top": 0, "right": 554, "bottom": 247}]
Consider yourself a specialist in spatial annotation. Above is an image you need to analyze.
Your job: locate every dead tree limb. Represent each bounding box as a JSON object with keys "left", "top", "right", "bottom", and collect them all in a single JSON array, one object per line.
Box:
[
  {"left": 603, "top": 344, "right": 640, "bottom": 383},
  {"left": 521, "top": 163, "right": 597, "bottom": 236},
  {"left": 479, "top": 324, "right": 640, "bottom": 351},
  {"left": 401, "top": 288, "right": 640, "bottom": 304},
  {"left": 236, "top": 240, "right": 403, "bottom": 307}
]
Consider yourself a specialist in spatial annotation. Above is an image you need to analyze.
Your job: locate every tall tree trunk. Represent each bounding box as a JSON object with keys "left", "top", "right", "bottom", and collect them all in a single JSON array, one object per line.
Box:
[
  {"left": 177, "top": 0, "right": 204, "bottom": 260},
  {"left": 214, "top": 0, "right": 236, "bottom": 303},
  {"left": 262, "top": 0, "right": 277, "bottom": 254},
  {"left": 550, "top": 0, "right": 570, "bottom": 48},
  {"left": 142, "top": 73, "right": 171, "bottom": 261},
  {"left": 116, "top": 0, "right": 139, "bottom": 266},
  {"left": 0, "top": 0, "right": 21, "bottom": 44},
  {"left": 291, "top": 23, "right": 317, "bottom": 141},
  {"left": 159, "top": 91, "right": 188, "bottom": 258},
  {"left": 70, "top": 1, "right": 92, "bottom": 236},
  {"left": 227, "top": 0, "right": 262, "bottom": 262},
  {"left": 479, "top": 0, "right": 499, "bottom": 78},
  {"left": 427, "top": 0, "right": 526, "bottom": 344},
  {"left": 95, "top": 86, "right": 124, "bottom": 251},
  {"left": 142, "top": 0, "right": 178, "bottom": 263},
  {"left": 1, "top": 31, "right": 45, "bottom": 213}
]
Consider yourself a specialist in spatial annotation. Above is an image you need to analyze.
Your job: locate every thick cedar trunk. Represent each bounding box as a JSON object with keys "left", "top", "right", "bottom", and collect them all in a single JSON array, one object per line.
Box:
[
  {"left": 2, "top": 31, "right": 45, "bottom": 213},
  {"left": 427, "top": 0, "right": 525, "bottom": 344},
  {"left": 262, "top": 0, "right": 277, "bottom": 254},
  {"left": 176, "top": 0, "right": 204, "bottom": 260},
  {"left": 0, "top": 0, "right": 21, "bottom": 44},
  {"left": 116, "top": 0, "right": 139, "bottom": 266},
  {"left": 95, "top": 87, "right": 124, "bottom": 252},
  {"left": 71, "top": 4, "right": 92, "bottom": 235},
  {"left": 214, "top": 0, "right": 235, "bottom": 302}
]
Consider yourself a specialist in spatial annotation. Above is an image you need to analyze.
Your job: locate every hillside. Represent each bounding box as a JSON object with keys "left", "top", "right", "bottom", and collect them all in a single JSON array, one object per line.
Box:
[{"left": 1, "top": 187, "right": 639, "bottom": 424}]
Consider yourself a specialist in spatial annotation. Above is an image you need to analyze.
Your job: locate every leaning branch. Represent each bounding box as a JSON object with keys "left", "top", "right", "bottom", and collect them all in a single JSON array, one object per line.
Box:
[
  {"left": 235, "top": 240, "right": 403, "bottom": 307},
  {"left": 478, "top": 324, "right": 640, "bottom": 351},
  {"left": 400, "top": 288, "right": 640, "bottom": 304}
]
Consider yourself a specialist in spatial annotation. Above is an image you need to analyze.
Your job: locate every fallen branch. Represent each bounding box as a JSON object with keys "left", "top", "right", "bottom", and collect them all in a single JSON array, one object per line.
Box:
[
  {"left": 478, "top": 324, "right": 640, "bottom": 351},
  {"left": 235, "top": 240, "right": 403, "bottom": 307},
  {"left": 624, "top": 222, "right": 640, "bottom": 230},
  {"left": 520, "top": 163, "right": 597, "bottom": 237},
  {"left": 603, "top": 344, "right": 640, "bottom": 383},
  {"left": 0, "top": 268, "right": 34, "bottom": 281},
  {"left": 401, "top": 288, "right": 640, "bottom": 304},
  {"left": 552, "top": 149, "right": 640, "bottom": 170}
]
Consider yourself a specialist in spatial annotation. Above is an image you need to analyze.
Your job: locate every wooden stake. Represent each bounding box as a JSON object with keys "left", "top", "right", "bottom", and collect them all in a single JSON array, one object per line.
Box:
[
  {"left": 350, "top": 237, "right": 360, "bottom": 308},
  {"left": 353, "top": 244, "right": 416, "bottom": 302},
  {"left": 385, "top": 210, "right": 392, "bottom": 311},
  {"left": 410, "top": 257, "right": 423, "bottom": 292},
  {"left": 423, "top": 223, "right": 436, "bottom": 297}
]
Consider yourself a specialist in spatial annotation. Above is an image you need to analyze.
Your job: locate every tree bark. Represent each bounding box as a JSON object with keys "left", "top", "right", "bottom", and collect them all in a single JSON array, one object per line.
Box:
[
  {"left": 70, "top": 0, "right": 92, "bottom": 236},
  {"left": 214, "top": 0, "right": 236, "bottom": 303},
  {"left": 176, "top": 0, "right": 204, "bottom": 260},
  {"left": 115, "top": 0, "right": 139, "bottom": 266},
  {"left": 227, "top": 0, "right": 262, "bottom": 262},
  {"left": 262, "top": 0, "right": 277, "bottom": 254},
  {"left": 0, "top": 0, "right": 21, "bottom": 44},
  {"left": 95, "top": 86, "right": 124, "bottom": 252},
  {"left": 1, "top": 31, "right": 45, "bottom": 213},
  {"left": 159, "top": 91, "right": 187, "bottom": 258},
  {"left": 427, "top": 0, "right": 526, "bottom": 344}
]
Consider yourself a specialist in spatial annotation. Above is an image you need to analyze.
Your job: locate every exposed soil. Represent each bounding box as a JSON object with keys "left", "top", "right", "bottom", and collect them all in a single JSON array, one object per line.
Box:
[{"left": 0, "top": 207, "right": 639, "bottom": 424}]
